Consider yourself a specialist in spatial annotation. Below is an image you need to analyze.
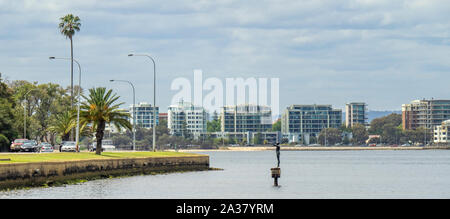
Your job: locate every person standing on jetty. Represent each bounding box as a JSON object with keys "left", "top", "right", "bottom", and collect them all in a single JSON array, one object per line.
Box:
[{"left": 274, "top": 142, "right": 280, "bottom": 167}]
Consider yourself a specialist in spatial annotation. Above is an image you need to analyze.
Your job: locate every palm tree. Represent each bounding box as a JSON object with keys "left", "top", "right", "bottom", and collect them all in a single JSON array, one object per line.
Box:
[
  {"left": 47, "top": 111, "right": 74, "bottom": 142},
  {"left": 58, "top": 14, "right": 81, "bottom": 108},
  {"left": 79, "top": 87, "right": 131, "bottom": 155}
]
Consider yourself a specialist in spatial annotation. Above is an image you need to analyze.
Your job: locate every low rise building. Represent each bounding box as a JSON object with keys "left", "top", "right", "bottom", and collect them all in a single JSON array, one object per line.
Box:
[
  {"left": 159, "top": 113, "right": 168, "bottom": 121},
  {"left": 434, "top": 120, "right": 450, "bottom": 144}
]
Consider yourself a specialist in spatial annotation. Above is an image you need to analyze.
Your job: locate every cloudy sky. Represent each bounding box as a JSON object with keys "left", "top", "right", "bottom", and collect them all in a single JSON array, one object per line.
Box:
[{"left": 1, "top": 0, "right": 450, "bottom": 115}]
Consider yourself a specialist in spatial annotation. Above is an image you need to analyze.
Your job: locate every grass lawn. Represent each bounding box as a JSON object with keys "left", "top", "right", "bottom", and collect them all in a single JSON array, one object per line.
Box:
[{"left": 0, "top": 151, "right": 202, "bottom": 164}]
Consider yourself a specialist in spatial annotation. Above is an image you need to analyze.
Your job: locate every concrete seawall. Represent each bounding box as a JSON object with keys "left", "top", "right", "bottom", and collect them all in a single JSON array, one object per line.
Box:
[
  {"left": 0, "top": 155, "right": 209, "bottom": 190},
  {"left": 175, "top": 146, "right": 450, "bottom": 152}
]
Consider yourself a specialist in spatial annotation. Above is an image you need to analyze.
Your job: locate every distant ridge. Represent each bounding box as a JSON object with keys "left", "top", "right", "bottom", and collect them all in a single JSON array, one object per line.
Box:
[
  {"left": 368, "top": 110, "right": 401, "bottom": 122},
  {"left": 342, "top": 110, "right": 401, "bottom": 123}
]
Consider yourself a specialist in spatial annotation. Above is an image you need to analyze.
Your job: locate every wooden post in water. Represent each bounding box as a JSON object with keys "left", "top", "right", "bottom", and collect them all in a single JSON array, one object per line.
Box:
[{"left": 271, "top": 167, "right": 281, "bottom": 186}]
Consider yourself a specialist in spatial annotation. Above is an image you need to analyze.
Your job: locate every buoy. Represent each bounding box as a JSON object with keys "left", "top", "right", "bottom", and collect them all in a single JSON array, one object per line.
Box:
[{"left": 271, "top": 167, "right": 281, "bottom": 186}]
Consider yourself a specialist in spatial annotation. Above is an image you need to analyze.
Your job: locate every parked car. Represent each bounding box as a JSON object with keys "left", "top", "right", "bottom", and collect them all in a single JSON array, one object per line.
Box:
[
  {"left": 61, "top": 141, "right": 77, "bottom": 152},
  {"left": 20, "top": 140, "right": 40, "bottom": 152},
  {"left": 90, "top": 139, "right": 116, "bottom": 152},
  {"left": 39, "top": 142, "right": 54, "bottom": 153},
  {"left": 10, "top": 139, "right": 28, "bottom": 152},
  {"left": 369, "top": 143, "right": 376, "bottom": 147}
]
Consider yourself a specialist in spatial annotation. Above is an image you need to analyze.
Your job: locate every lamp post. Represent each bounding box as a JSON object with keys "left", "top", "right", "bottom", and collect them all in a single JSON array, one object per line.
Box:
[
  {"left": 110, "top": 79, "right": 136, "bottom": 151},
  {"left": 49, "top": 56, "right": 81, "bottom": 152},
  {"left": 23, "top": 88, "right": 39, "bottom": 139},
  {"left": 128, "top": 53, "right": 157, "bottom": 152}
]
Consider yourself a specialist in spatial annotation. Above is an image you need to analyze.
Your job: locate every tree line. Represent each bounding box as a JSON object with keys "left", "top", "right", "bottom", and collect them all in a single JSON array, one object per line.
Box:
[{"left": 284, "top": 113, "right": 432, "bottom": 146}]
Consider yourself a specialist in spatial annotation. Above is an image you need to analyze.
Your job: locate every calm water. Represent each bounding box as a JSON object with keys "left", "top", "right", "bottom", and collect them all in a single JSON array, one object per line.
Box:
[{"left": 1, "top": 150, "right": 450, "bottom": 199}]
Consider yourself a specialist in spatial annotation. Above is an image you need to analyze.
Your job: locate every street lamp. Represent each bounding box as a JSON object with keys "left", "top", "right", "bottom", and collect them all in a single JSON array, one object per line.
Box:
[
  {"left": 110, "top": 79, "right": 136, "bottom": 151},
  {"left": 128, "top": 53, "right": 157, "bottom": 152},
  {"left": 23, "top": 88, "right": 39, "bottom": 139},
  {"left": 49, "top": 56, "right": 82, "bottom": 152}
]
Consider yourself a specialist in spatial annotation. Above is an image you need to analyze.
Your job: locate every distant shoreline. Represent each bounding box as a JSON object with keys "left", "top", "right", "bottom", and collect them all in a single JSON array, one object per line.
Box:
[{"left": 171, "top": 146, "right": 450, "bottom": 152}]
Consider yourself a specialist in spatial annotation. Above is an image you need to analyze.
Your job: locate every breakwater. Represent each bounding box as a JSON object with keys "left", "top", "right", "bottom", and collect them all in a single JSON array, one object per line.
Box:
[{"left": 0, "top": 155, "right": 209, "bottom": 190}]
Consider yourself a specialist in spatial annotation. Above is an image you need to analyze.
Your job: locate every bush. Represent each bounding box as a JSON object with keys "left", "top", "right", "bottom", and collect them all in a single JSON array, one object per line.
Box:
[{"left": 0, "top": 134, "right": 10, "bottom": 152}]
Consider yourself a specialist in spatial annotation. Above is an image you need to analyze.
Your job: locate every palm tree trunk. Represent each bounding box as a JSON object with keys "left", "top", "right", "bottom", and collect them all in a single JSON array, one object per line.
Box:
[
  {"left": 70, "top": 36, "right": 74, "bottom": 141},
  {"left": 95, "top": 121, "right": 106, "bottom": 155},
  {"left": 70, "top": 36, "right": 74, "bottom": 107}
]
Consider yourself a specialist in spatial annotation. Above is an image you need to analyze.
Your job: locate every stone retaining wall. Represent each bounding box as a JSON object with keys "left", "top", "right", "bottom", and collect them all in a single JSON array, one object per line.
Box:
[{"left": 0, "top": 155, "right": 209, "bottom": 190}]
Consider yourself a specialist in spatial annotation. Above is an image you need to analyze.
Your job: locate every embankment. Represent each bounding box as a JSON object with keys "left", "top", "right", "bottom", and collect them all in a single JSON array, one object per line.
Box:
[
  {"left": 0, "top": 155, "right": 209, "bottom": 190},
  {"left": 174, "top": 146, "right": 450, "bottom": 152}
]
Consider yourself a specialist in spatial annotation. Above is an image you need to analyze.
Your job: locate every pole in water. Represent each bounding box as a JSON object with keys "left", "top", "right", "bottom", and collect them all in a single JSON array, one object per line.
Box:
[{"left": 271, "top": 168, "right": 281, "bottom": 186}]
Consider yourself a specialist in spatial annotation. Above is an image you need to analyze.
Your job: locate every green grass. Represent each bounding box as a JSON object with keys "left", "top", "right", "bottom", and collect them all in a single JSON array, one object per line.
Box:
[{"left": 0, "top": 151, "right": 202, "bottom": 164}]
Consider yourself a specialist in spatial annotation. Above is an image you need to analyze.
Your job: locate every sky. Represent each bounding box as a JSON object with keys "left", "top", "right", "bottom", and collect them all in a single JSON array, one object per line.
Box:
[{"left": 1, "top": 0, "right": 450, "bottom": 116}]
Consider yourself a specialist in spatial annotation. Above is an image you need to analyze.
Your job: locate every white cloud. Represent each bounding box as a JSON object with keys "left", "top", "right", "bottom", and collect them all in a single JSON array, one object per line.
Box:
[{"left": 1, "top": 0, "right": 450, "bottom": 111}]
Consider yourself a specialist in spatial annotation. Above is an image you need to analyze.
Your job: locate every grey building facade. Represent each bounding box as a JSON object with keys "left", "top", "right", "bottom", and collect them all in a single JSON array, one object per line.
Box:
[
  {"left": 345, "top": 102, "right": 368, "bottom": 127},
  {"left": 281, "top": 104, "right": 342, "bottom": 144},
  {"left": 130, "top": 102, "right": 159, "bottom": 129},
  {"left": 221, "top": 104, "right": 273, "bottom": 133}
]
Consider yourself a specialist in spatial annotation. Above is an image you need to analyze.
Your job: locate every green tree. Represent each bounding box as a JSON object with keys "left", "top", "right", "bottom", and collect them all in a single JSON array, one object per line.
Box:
[
  {"left": 351, "top": 123, "right": 368, "bottom": 145},
  {"left": 207, "top": 118, "right": 221, "bottom": 132},
  {"left": 339, "top": 125, "right": 352, "bottom": 133},
  {"left": 342, "top": 136, "right": 350, "bottom": 145},
  {"left": 380, "top": 123, "right": 402, "bottom": 144},
  {"left": 0, "top": 73, "right": 18, "bottom": 150},
  {"left": 11, "top": 81, "right": 71, "bottom": 142},
  {"left": 79, "top": 87, "right": 131, "bottom": 154},
  {"left": 272, "top": 119, "right": 281, "bottom": 131},
  {"left": 59, "top": 14, "right": 81, "bottom": 106},
  {"left": 318, "top": 128, "right": 342, "bottom": 146},
  {"left": 369, "top": 113, "right": 402, "bottom": 135},
  {"left": 309, "top": 136, "right": 317, "bottom": 144},
  {"left": 34, "top": 83, "right": 71, "bottom": 142},
  {"left": 47, "top": 111, "right": 74, "bottom": 143},
  {"left": 253, "top": 132, "right": 262, "bottom": 145},
  {"left": 0, "top": 134, "right": 9, "bottom": 152}
]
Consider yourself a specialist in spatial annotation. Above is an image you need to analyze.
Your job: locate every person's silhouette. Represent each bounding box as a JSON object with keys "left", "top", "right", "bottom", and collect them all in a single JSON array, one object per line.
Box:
[{"left": 274, "top": 143, "right": 280, "bottom": 167}]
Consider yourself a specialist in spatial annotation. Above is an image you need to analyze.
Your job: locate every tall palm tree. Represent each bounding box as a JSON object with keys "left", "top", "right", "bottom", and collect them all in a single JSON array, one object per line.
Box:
[
  {"left": 58, "top": 14, "right": 81, "bottom": 109},
  {"left": 79, "top": 87, "right": 131, "bottom": 155}
]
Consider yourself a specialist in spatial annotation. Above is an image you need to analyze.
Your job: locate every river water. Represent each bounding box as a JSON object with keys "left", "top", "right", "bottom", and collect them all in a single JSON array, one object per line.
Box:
[{"left": 1, "top": 150, "right": 450, "bottom": 199}]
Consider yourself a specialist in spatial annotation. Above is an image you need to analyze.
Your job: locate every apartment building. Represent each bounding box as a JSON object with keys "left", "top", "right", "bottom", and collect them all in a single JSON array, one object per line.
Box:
[
  {"left": 221, "top": 104, "right": 273, "bottom": 133},
  {"left": 281, "top": 104, "right": 342, "bottom": 144},
  {"left": 345, "top": 102, "right": 368, "bottom": 127},
  {"left": 129, "top": 102, "right": 159, "bottom": 129},
  {"left": 402, "top": 99, "right": 450, "bottom": 130},
  {"left": 167, "top": 102, "right": 207, "bottom": 138}
]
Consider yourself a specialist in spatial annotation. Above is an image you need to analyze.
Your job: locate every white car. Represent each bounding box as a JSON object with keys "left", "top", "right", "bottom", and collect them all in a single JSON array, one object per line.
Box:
[
  {"left": 91, "top": 139, "right": 116, "bottom": 152},
  {"left": 40, "top": 142, "right": 54, "bottom": 153},
  {"left": 61, "top": 141, "right": 77, "bottom": 152}
]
